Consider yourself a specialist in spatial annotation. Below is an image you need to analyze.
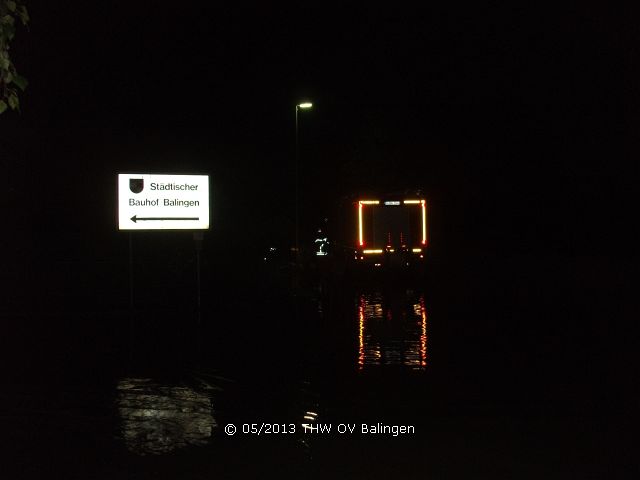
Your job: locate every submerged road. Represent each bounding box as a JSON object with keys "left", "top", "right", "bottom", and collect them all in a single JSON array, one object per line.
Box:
[{"left": 0, "top": 261, "right": 632, "bottom": 478}]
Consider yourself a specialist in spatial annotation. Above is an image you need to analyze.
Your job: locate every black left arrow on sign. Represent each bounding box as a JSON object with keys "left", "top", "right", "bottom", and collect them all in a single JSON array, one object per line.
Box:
[{"left": 131, "top": 215, "right": 199, "bottom": 223}]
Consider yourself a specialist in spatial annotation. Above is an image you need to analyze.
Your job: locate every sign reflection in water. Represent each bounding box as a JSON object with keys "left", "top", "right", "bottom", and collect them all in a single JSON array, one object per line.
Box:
[
  {"left": 116, "top": 378, "right": 216, "bottom": 455},
  {"left": 357, "top": 292, "right": 428, "bottom": 370}
]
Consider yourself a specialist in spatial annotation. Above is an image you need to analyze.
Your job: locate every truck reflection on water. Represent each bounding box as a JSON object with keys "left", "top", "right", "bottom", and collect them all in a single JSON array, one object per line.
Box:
[
  {"left": 357, "top": 292, "right": 428, "bottom": 370},
  {"left": 116, "top": 378, "right": 216, "bottom": 455}
]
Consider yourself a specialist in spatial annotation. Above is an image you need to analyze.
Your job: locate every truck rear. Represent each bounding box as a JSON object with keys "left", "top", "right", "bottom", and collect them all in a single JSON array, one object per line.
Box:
[{"left": 354, "top": 197, "right": 428, "bottom": 269}]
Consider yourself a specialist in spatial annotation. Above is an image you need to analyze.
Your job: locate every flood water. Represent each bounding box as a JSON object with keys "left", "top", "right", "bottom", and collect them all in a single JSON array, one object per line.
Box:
[
  {"left": 1, "top": 266, "right": 631, "bottom": 478},
  {"left": 356, "top": 291, "right": 428, "bottom": 370}
]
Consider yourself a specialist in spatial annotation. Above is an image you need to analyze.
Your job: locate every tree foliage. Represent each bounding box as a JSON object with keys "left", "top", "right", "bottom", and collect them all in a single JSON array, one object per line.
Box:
[{"left": 0, "top": 0, "right": 28, "bottom": 114}]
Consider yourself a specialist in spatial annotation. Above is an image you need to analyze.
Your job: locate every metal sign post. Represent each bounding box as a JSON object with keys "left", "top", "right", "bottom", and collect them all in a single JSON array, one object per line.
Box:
[
  {"left": 194, "top": 231, "right": 203, "bottom": 360},
  {"left": 128, "top": 232, "right": 134, "bottom": 362}
]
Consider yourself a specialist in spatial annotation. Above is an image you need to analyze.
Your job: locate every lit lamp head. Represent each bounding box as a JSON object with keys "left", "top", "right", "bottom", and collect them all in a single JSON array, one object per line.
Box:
[{"left": 297, "top": 102, "right": 313, "bottom": 109}]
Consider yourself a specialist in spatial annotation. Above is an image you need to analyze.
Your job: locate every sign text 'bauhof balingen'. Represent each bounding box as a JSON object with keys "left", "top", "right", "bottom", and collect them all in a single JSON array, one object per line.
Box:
[{"left": 118, "top": 174, "right": 210, "bottom": 230}]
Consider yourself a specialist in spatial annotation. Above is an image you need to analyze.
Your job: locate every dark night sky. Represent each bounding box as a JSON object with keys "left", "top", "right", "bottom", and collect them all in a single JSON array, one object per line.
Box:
[{"left": 1, "top": 3, "right": 637, "bottom": 306}]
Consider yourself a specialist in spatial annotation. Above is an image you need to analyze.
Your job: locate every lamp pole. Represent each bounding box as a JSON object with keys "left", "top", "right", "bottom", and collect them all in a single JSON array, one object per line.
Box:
[{"left": 295, "top": 102, "right": 312, "bottom": 269}]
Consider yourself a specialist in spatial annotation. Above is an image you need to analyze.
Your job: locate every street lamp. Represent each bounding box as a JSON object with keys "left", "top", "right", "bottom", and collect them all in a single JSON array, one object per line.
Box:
[{"left": 295, "top": 102, "right": 312, "bottom": 268}]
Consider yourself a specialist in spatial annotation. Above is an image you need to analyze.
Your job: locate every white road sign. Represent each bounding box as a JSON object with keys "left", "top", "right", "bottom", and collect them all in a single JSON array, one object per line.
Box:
[{"left": 118, "top": 173, "right": 210, "bottom": 230}]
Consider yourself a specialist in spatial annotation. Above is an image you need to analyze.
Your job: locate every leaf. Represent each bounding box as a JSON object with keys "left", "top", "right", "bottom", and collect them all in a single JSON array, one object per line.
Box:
[
  {"left": 0, "top": 20, "right": 15, "bottom": 40},
  {"left": 7, "top": 1, "right": 16, "bottom": 13},
  {"left": 7, "top": 92, "right": 18, "bottom": 110},
  {"left": 18, "top": 5, "right": 28, "bottom": 25},
  {"left": 0, "top": 100, "right": 7, "bottom": 114},
  {"left": 12, "top": 73, "right": 27, "bottom": 90}
]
